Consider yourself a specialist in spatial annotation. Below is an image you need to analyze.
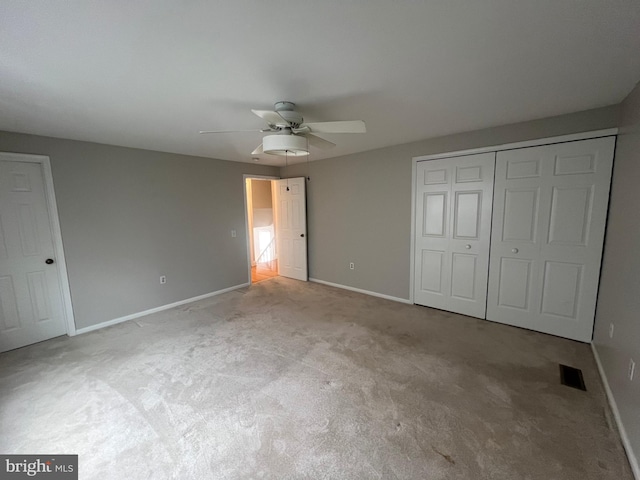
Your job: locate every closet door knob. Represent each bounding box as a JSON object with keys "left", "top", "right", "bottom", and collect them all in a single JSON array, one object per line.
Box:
[
  {"left": 45, "top": 258, "right": 54, "bottom": 265},
  {"left": 511, "top": 248, "right": 519, "bottom": 254},
  {"left": 465, "top": 244, "right": 471, "bottom": 249}
]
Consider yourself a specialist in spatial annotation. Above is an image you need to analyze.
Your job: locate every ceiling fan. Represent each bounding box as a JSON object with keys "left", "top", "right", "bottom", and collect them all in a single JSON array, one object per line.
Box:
[{"left": 199, "top": 101, "right": 366, "bottom": 157}]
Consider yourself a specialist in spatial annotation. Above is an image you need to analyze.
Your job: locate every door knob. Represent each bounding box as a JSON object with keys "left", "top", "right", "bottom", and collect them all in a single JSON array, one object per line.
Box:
[
  {"left": 465, "top": 244, "right": 471, "bottom": 249},
  {"left": 300, "top": 234, "right": 305, "bottom": 238},
  {"left": 45, "top": 258, "right": 54, "bottom": 264},
  {"left": 511, "top": 248, "right": 519, "bottom": 254}
]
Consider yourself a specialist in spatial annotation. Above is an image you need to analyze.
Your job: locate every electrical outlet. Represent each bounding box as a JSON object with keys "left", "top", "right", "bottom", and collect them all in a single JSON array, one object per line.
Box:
[
  {"left": 231, "top": 229, "right": 237, "bottom": 238},
  {"left": 349, "top": 262, "right": 355, "bottom": 270},
  {"left": 609, "top": 323, "right": 614, "bottom": 339},
  {"left": 629, "top": 359, "right": 635, "bottom": 381},
  {"left": 160, "top": 275, "right": 166, "bottom": 285}
]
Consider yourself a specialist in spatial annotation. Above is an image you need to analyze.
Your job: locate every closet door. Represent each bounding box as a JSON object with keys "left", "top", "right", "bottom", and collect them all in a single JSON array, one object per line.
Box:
[
  {"left": 486, "top": 137, "right": 615, "bottom": 342},
  {"left": 414, "top": 153, "right": 495, "bottom": 318}
]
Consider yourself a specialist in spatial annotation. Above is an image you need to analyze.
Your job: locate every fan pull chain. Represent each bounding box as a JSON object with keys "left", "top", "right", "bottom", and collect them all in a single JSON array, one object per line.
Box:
[
  {"left": 285, "top": 150, "right": 290, "bottom": 191},
  {"left": 306, "top": 136, "right": 310, "bottom": 181}
]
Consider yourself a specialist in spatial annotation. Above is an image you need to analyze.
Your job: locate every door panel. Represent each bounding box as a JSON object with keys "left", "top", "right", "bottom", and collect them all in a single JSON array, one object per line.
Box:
[
  {"left": 547, "top": 186, "right": 592, "bottom": 245},
  {"left": 451, "top": 253, "right": 476, "bottom": 299},
  {"left": 423, "top": 193, "right": 446, "bottom": 236},
  {"left": 420, "top": 250, "right": 445, "bottom": 293},
  {"left": 486, "top": 136, "right": 615, "bottom": 342},
  {"left": 502, "top": 188, "right": 539, "bottom": 242},
  {"left": 456, "top": 165, "right": 482, "bottom": 182},
  {"left": 497, "top": 258, "right": 533, "bottom": 311},
  {"left": 17, "top": 204, "right": 41, "bottom": 255},
  {"left": 414, "top": 152, "right": 495, "bottom": 318},
  {"left": 27, "top": 270, "right": 52, "bottom": 321},
  {"left": 453, "top": 191, "right": 480, "bottom": 238},
  {"left": 424, "top": 168, "right": 447, "bottom": 184},
  {"left": 506, "top": 158, "right": 541, "bottom": 179},
  {"left": 0, "top": 160, "right": 67, "bottom": 352},
  {"left": 540, "top": 261, "right": 582, "bottom": 319},
  {"left": 281, "top": 239, "right": 292, "bottom": 269},
  {"left": 553, "top": 152, "right": 596, "bottom": 175},
  {"left": 280, "top": 200, "right": 289, "bottom": 228},
  {"left": 0, "top": 276, "right": 21, "bottom": 330},
  {"left": 274, "top": 178, "right": 308, "bottom": 281},
  {"left": 0, "top": 221, "right": 8, "bottom": 259}
]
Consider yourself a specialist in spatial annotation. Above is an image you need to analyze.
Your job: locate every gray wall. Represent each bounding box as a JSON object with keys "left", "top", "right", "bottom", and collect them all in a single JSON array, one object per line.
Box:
[
  {"left": 250, "top": 179, "right": 274, "bottom": 228},
  {"left": 0, "top": 131, "right": 278, "bottom": 329},
  {"left": 593, "top": 82, "right": 640, "bottom": 470},
  {"left": 0, "top": 104, "right": 622, "bottom": 329},
  {"left": 283, "top": 105, "right": 619, "bottom": 300},
  {"left": 251, "top": 179, "right": 273, "bottom": 209}
]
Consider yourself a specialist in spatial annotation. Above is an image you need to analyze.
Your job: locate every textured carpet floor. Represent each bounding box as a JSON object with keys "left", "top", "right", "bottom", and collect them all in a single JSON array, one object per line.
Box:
[{"left": 0, "top": 277, "right": 633, "bottom": 479}]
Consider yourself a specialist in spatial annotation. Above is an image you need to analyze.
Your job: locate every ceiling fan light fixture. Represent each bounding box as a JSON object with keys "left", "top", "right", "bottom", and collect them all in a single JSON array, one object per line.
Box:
[{"left": 262, "top": 134, "right": 309, "bottom": 156}]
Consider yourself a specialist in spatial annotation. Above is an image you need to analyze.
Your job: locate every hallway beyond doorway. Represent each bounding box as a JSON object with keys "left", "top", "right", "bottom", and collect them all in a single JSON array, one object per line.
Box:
[{"left": 251, "top": 259, "right": 278, "bottom": 283}]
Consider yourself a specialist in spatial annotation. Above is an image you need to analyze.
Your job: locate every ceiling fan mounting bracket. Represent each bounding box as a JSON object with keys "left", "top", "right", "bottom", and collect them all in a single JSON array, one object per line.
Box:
[{"left": 274, "top": 101, "right": 296, "bottom": 112}]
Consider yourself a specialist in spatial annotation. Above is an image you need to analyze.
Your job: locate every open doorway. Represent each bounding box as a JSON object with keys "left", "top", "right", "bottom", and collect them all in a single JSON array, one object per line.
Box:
[{"left": 245, "top": 177, "right": 278, "bottom": 284}]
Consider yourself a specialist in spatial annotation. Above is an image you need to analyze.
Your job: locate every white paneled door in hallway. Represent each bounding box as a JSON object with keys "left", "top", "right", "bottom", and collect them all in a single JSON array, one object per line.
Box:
[
  {"left": 0, "top": 159, "right": 69, "bottom": 352},
  {"left": 274, "top": 177, "right": 308, "bottom": 281},
  {"left": 414, "top": 153, "right": 495, "bottom": 318},
  {"left": 486, "top": 137, "right": 615, "bottom": 342}
]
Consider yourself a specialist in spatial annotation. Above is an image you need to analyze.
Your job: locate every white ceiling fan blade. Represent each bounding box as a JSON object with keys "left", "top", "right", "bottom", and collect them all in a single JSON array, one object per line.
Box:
[
  {"left": 251, "top": 109, "right": 286, "bottom": 128},
  {"left": 251, "top": 143, "right": 264, "bottom": 155},
  {"left": 304, "top": 120, "right": 366, "bottom": 134},
  {"left": 199, "top": 129, "right": 262, "bottom": 134},
  {"left": 306, "top": 133, "right": 336, "bottom": 150}
]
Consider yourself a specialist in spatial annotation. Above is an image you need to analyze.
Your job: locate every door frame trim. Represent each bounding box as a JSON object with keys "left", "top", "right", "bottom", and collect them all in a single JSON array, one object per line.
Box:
[
  {"left": 0, "top": 151, "right": 76, "bottom": 336},
  {"left": 410, "top": 128, "right": 618, "bottom": 305},
  {"left": 243, "top": 174, "right": 280, "bottom": 285}
]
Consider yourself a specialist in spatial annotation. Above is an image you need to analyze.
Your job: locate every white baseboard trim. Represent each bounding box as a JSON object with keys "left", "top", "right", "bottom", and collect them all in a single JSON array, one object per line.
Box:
[
  {"left": 591, "top": 343, "right": 639, "bottom": 479},
  {"left": 309, "top": 278, "right": 412, "bottom": 305},
  {"left": 75, "top": 283, "right": 250, "bottom": 335}
]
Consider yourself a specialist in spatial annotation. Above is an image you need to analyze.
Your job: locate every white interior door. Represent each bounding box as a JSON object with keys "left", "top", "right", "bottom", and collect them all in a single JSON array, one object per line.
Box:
[
  {"left": 486, "top": 137, "right": 615, "bottom": 342},
  {"left": 0, "top": 160, "right": 68, "bottom": 352},
  {"left": 414, "top": 152, "right": 495, "bottom": 318},
  {"left": 274, "top": 178, "right": 308, "bottom": 281}
]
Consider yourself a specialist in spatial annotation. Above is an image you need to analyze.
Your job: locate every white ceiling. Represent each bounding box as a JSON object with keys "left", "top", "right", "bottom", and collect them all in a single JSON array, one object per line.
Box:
[{"left": 1, "top": 1, "right": 639, "bottom": 166}]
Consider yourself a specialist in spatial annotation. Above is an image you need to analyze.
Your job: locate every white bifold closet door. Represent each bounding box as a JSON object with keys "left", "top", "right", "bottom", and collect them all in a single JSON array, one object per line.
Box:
[
  {"left": 414, "top": 152, "right": 495, "bottom": 319},
  {"left": 486, "top": 137, "right": 615, "bottom": 342}
]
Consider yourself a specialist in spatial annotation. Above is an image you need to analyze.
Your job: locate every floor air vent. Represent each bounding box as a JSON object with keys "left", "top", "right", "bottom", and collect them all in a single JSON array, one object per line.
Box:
[{"left": 559, "top": 364, "right": 586, "bottom": 391}]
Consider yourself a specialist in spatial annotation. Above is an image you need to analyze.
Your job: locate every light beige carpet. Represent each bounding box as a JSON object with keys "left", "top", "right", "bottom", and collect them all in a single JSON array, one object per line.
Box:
[{"left": 0, "top": 277, "right": 633, "bottom": 479}]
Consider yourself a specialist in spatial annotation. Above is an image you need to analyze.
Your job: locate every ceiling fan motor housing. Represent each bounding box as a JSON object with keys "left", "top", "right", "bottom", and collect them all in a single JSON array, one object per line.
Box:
[{"left": 274, "top": 101, "right": 303, "bottom": 128}]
